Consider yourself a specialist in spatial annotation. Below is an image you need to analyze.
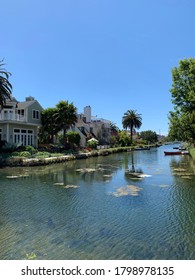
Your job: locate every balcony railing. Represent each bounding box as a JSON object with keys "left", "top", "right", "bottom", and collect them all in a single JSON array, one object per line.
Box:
[{"left": 0, "top": 113, "right": 26, "bottom": 122}]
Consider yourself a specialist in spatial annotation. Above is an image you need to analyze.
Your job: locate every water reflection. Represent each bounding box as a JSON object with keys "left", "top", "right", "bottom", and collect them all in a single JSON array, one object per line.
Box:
[{"left": 170, "top": 156, "right": 195, "bottom": 178}]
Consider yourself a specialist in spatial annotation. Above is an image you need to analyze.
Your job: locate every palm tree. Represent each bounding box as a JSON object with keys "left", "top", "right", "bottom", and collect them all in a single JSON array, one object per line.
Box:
[
  {"left": 122, "top": 109, "right": 142, "bottom": 144},
  {"left": 110, "top": 122, "right": 119, "bottom": 134},
  {"left": 0, "top": 60, "right": 12, "bottom": 108},
  {"left": 41, "top": 107, "right": 59, "bottom": 143},
  {"left": 55, "top": 101, "right": 77, "bottom": 147}
]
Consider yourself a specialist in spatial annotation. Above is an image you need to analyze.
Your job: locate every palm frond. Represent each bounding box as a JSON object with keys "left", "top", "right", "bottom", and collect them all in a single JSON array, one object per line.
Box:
[{"left": 0, "top": 59, "right": 12, "bottom": 108}]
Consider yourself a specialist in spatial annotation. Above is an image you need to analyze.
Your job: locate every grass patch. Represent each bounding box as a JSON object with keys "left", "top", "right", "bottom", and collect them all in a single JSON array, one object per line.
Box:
[{"left": 189, "top": 148, "right": 195, "bottom": 158}]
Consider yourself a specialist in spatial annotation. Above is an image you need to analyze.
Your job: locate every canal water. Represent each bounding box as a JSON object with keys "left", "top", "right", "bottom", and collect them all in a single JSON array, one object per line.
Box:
[{"left": 0, "top": 145, "right": 195, "bottom": 260}]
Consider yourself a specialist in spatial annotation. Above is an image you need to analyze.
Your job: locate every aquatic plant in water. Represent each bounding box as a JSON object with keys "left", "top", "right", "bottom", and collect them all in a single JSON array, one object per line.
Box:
[{"left": 111, "top": 185, "right": 142, "bottom": 197}]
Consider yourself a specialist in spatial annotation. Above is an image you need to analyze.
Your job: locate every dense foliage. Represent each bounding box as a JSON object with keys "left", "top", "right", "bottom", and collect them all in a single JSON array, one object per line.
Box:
[
  {"left": 55, "top": 101, "right": 77, "bottom": 140},
  {"left": 170, "top": 58, "right": 195, "bottom": 112},
  {"left": 118, "top": 131, "right": 131, "bottom": 146},
  {"left": 41, "top": 107, "right": 59, "bottom": 143},
  {"left": 169, "top": 58, "right": 195, "bottom": 144},
  {"left": 66, "top": 131, "right": 81, "bottom": 148},
  {"left": 139, "top": 130, "right": 158, "bottom": 144},
  {"left": 41, "top": 101, "right": 77, "bottom": 147}
]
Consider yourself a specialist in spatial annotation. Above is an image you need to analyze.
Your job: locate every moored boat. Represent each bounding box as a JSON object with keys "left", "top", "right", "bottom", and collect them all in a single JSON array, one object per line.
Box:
[{"left": 164, "top": 151, "right": 189, "bottom": 156}]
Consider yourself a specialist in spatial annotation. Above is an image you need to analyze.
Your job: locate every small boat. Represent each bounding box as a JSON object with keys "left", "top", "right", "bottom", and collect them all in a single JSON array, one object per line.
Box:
[{"left": 164, "top": 151, "right": 189, "bottom": 156}]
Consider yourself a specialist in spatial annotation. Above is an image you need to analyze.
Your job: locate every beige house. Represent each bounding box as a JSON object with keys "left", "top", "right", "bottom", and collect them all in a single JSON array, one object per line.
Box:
[
  {"left": 69, "top": 106, "right": 111, "bottom": 147},
  {"left": 0, "top": 96, "right": 43, "bottom": 147}
]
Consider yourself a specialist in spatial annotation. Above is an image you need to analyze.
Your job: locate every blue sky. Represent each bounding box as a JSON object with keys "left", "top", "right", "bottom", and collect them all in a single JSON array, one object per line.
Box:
[{"left": 1, "top": 0, "right": 195, "bottom": 135}]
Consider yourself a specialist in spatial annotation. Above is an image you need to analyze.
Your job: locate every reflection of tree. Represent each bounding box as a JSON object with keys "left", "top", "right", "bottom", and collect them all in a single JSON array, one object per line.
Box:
[
  {"left": 124, "top": 152, "right": 143, "bottom": 181},
  {"left": 170, "top": 156, "right": 195, "bottom": 180},
  {"left": 130, "top": 152, "right": 135, "bottom": 172},
  {"left": 128, "top": 152, "right": 143, "bottom": 174},
  {"left": 167, "top": 155, "right": 195, "bottom": 259}
]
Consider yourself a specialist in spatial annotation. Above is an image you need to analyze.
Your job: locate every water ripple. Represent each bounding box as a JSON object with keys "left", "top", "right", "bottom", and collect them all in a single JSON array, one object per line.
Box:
[{"left": 0, "top": 147, "right": 195, "bottom": 259}]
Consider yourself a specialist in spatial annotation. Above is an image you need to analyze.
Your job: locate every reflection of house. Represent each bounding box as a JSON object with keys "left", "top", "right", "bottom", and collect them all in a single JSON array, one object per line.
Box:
[
  {"left": 0, "top": 96, "right": 43, "bottom": 147},
  {"left": 69, "top": 105, "right": 111, "bottom": 147}
]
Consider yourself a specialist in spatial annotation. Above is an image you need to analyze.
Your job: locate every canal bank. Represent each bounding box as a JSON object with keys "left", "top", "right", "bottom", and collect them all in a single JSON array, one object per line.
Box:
[
  {"left": 0, "top": 147, "right": 130, "bottom": 167},
  {"left": 189, "top": 147, "right": 195, "bottom": 158},
  {"left": 1, "top": 145, "right": 193, "bottom": 167}
]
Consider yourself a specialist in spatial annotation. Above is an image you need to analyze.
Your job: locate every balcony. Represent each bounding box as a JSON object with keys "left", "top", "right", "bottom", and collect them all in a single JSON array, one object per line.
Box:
[{"left": 0, "top": 112, "right": 27, "bottom": 122}]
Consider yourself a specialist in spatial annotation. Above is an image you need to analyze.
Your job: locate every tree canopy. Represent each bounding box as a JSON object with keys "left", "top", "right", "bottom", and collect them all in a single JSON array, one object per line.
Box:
[
  {"left": 170, "top": 58, "right": 195, "bottom": 113},
  {"left": 55, "top": 101, "right": 77, "bottom": 138},
  {"left": 41, "top": 107, "right": 59, "bottom": 143},
  {"left": 139, "top": 130, "right": 158, "bottom": 144},
  {"left": 41, "top": 100, "right": 77, "bottom": 146},
  {"left": 169, "top": 58, "right": 195, "bottom": 144},
  {"left": 0, "top": 59, "right": 12, "bottom": 108}
]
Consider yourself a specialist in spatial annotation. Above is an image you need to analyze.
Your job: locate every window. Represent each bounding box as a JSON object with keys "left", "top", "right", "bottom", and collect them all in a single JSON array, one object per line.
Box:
[
  {"left": 17, "top": 109, "right": 24, "bottom": 116},
  {"left": 32, "top": 110, "right": 40, "bottom": 119},
  {"left": 13, "top": 128, "right": 34, "bottom": 146}
]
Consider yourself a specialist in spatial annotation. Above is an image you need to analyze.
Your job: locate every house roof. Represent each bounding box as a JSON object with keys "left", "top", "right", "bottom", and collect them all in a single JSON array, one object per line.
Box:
[
  {"left": 17, "top": 100, "right": 36, "bottom": 109},
  {"left": 17, "top": 98, "right": 43, "bottom": 110},
  {"left": 4, "top": 96, "right": 43, "bottom": 110}
]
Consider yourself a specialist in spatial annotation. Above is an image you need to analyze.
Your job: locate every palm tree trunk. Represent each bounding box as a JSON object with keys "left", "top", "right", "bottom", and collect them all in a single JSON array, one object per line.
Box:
[
  {"left": 130, "top": 126, "right": 133, "bottom": 144},
  {"left": 63, "top": 128, "right": 67, "bottom": 148}
]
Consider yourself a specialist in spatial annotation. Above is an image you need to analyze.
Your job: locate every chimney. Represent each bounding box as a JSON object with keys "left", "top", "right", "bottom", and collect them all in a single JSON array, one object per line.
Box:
[{"left": 25, "top": 96, "right": 35, "bottom": 101}]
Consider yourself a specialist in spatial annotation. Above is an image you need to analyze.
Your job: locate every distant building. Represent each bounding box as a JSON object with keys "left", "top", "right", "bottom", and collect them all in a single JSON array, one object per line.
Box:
[
  {"left": 0, "top": 97, "right": 111, "bottom": 148},
  {"left": 69, "top": 106, "right": 111, "bottom": 147},
  {"left": 157, "top": 134, "right": 166, "bottom": 142}
]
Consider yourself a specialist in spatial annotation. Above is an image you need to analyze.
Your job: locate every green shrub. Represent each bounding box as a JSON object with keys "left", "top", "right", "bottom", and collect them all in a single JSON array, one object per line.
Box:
[
  {"left": 66, "top": 131, "right": 81, "bottom": 147},
  {"left": 50, "top": 153, "right": 63, "bottom": 157},
  {"left": 34, "top": 152, "right": 51, "bottom": 158},
  {"left": 18, "top": 151, "right": 31, "bottom": 158},
  {"left": 87, "top": 139, "right": 99, "bottom": 149},
  {"left": 11, "top": 151, "right": 20, "bottom": 157},
  {"left": 25, "top": 146, "right": 38, "bottom": 154}
]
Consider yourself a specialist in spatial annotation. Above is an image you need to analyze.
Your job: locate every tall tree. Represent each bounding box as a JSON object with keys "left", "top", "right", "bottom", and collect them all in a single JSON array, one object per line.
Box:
[
  {"left": 55, "top": 101, "right": 77, "bottom": 146},
  {"left": 0, "top": 60, "right": 12, "bottom": 108},
  {"left": 122, "top": 110, "right": 142, "bottom": 143}
]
